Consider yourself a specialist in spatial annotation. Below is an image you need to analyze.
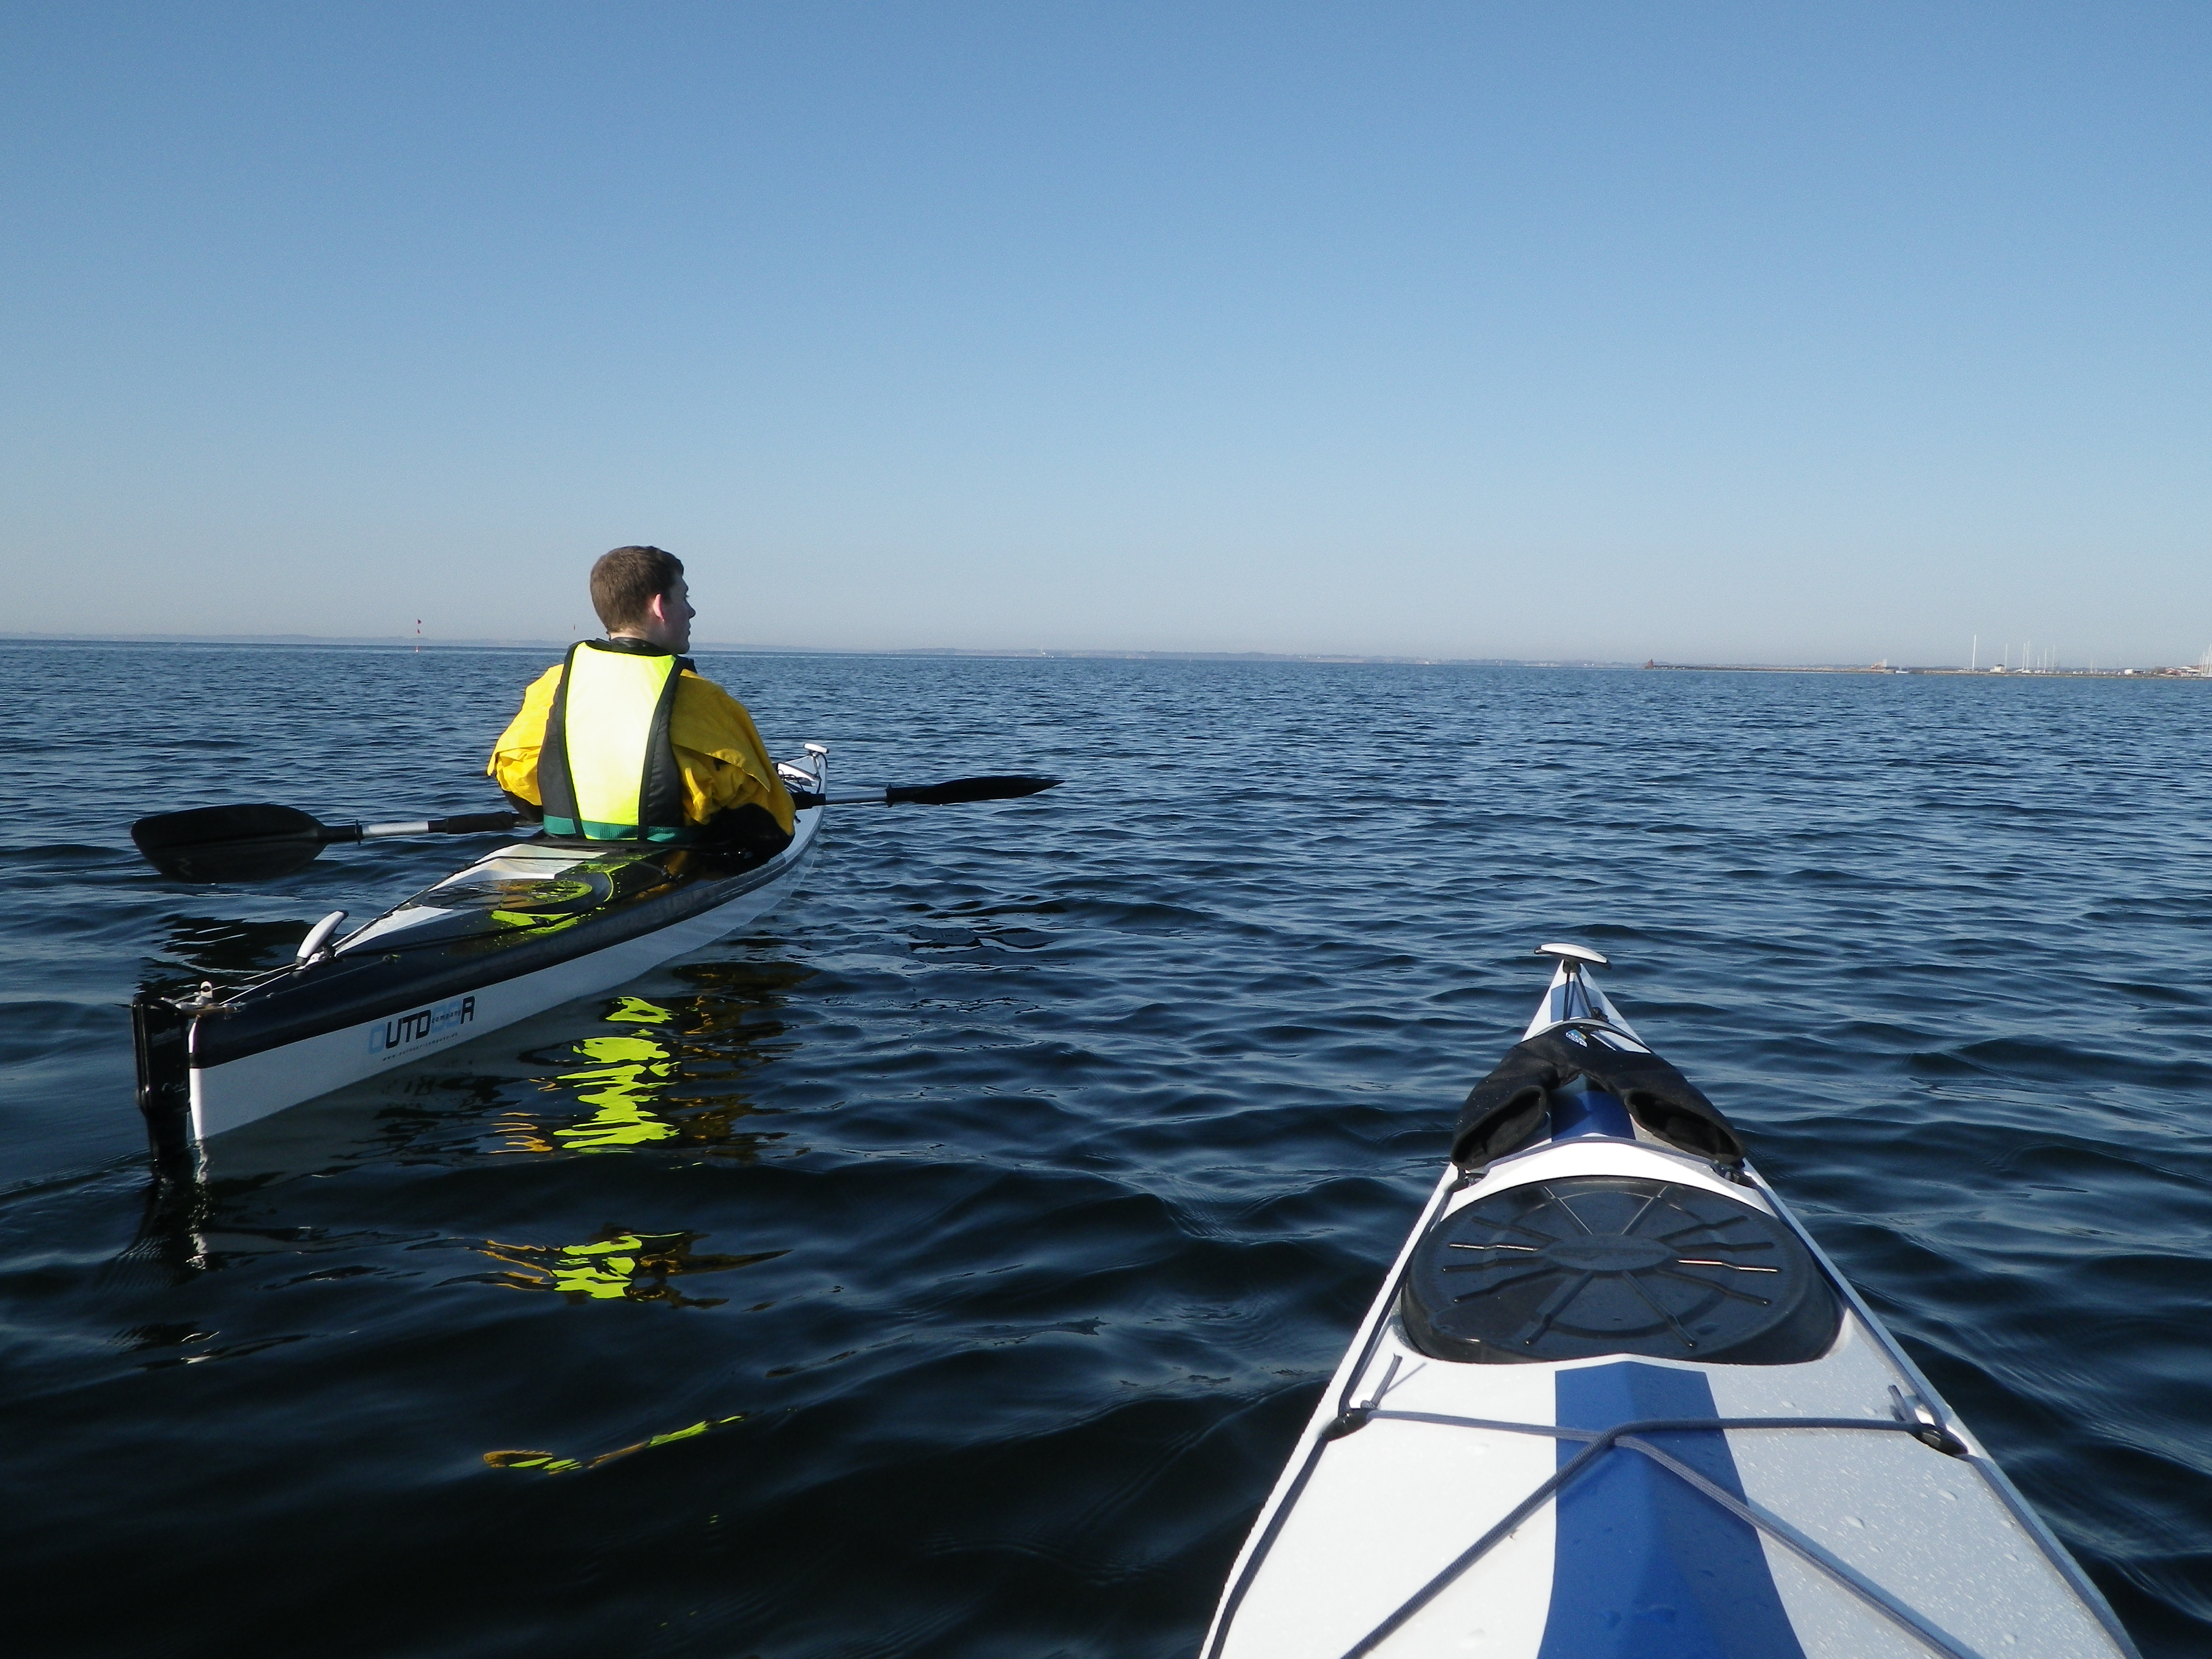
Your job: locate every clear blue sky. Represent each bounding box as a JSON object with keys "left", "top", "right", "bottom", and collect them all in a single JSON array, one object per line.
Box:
[{"left": 4, "top": 3, "right": 2206, "bottom": 664}]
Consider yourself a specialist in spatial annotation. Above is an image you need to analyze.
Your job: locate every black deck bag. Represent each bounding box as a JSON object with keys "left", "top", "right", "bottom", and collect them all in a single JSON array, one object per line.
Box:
[{"left": 1451, "top": 1027, "right": 1746, "bottom": 1171}]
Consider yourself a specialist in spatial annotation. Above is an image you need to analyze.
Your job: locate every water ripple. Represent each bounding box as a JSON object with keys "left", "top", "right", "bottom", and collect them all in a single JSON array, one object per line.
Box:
[{"left": 1, "top": 642, "right": 2209, "bottom": 1654}]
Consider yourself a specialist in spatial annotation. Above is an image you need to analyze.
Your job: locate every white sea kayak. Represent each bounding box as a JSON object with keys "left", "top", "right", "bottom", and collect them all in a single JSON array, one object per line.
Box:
[
  {"left": 132, "top": 752, "right": 828, "bottom": 1154},
  {"left": 1201, "top": 945, "right": 2139, "bottom": 1659}
]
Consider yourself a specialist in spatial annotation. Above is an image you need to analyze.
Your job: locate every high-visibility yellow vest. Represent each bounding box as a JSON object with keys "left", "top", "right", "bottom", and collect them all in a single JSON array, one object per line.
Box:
[{"left": 537, "top": 640, "right": 693, "bottom": 841}]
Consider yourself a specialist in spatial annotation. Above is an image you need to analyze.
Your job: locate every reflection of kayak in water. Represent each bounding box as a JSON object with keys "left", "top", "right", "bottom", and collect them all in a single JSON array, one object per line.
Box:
[
  {"left": 133, "top": 758, "right": 827, "bottom": 1157},
  {"left": 1201, "top": 945, "right": 2141, "bottom": 1659},
  {"left": 484, "top": 1411, "right": 753, "bottom": 1476},
  {"left": 475, "top": 1226, "right": 786, "bottom": 1307}
]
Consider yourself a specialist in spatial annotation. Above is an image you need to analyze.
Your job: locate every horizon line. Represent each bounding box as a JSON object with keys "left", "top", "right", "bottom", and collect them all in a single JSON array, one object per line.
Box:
[
  {"left": 1, "top": 630, "right": 1629, "bottom": 666},
  {"left": 5, "top": 632, "right": 2207, "bottom": 676}
]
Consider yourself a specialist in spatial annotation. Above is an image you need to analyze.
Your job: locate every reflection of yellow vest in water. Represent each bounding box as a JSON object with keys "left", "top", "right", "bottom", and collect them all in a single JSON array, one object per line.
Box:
[{"left": 538, "top": 640, "right": 691, "bottom": 841}]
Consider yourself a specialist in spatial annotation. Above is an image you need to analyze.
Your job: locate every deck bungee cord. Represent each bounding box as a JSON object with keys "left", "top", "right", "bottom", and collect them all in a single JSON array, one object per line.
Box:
[{"left": 1238, "top": 1405, "right": 1993, "bottom": 1659}]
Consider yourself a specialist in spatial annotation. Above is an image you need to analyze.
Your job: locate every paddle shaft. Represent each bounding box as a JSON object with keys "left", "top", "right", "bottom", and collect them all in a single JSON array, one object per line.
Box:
[
  {"left": 353, "top": 811, "right": 522, "bottom": 841},
  {"left": 131, "top": 803, "right": 526, "bottom": 881},
  {"left": 805, "top": 776, "right": 1060, "bottom": 807}
]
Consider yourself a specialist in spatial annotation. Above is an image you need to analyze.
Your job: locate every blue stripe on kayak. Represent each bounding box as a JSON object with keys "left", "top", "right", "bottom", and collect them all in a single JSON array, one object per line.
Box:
[
  {"left": 1549, "top": 1081, "right": 1635, "bottom": 1141},
  {"left": 1539, "top": 1363, "right": 1806, "bottom": 1659}
]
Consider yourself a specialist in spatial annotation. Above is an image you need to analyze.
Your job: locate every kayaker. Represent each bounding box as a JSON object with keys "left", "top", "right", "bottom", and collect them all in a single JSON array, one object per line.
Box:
[{"left": 489, "top": 546, "right": 796, "bottom": 854}]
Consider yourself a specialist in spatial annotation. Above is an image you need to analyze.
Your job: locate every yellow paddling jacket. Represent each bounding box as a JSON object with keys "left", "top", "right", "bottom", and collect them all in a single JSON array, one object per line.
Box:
[{"left": 487, "top": 641, "right": 795, "bottom": 840}]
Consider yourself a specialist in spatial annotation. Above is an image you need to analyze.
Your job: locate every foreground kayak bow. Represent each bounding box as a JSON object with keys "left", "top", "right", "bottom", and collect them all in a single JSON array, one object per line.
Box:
[{"left": 1202, "top": 945, "right": 2139, "bottom": 1659}]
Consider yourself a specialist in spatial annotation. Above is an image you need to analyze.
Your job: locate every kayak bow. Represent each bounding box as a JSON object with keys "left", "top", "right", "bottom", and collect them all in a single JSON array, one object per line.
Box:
[{"left": 1201, "top": 946, "right": 2139, "bottom": 1659}]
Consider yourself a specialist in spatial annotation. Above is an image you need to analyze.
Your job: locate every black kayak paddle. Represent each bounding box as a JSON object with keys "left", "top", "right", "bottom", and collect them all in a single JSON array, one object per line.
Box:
[
  {"left": 825, "top": 775, "right": 1061, "bottom": 807},
  {"left": 131, "top": 803, "right": 522, "bottom": 882},
  {"left": 132, "top": 775, "right": 1061, "bottom": 882}
]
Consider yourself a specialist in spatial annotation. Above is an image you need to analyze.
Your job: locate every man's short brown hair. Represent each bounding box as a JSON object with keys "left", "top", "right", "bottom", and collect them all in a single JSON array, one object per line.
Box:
[{"left": 590, "top": 545, "right": 685, "bottom": 632}]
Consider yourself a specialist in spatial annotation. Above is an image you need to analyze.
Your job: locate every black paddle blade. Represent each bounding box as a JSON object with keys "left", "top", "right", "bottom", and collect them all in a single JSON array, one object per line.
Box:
[
  {"left": 884, "top": 775, "right": 1061, "bottom": 806},
  {"left": 131, "top": 803, "right": 331, "bottom": 882}
]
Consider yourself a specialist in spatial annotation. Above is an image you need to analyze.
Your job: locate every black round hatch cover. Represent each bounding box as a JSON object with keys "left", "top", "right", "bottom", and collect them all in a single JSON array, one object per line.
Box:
[{"left": 1401, "top": 1175, "right": 1841, "bottom": 1365}]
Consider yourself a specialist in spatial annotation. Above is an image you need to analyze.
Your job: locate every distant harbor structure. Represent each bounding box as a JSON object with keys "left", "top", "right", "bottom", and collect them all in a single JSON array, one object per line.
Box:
[
  {"left": 1646, "top": 658, "right": 2211, "bottom": 678},
  {"left": 1644, "top": 632, "right": 2212, "bottom": 678}
]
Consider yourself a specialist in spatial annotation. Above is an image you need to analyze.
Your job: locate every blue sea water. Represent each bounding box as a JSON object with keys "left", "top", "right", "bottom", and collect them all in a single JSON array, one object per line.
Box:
[{"left": 2, "top": 640, "right": 2208, "bottom": 1656}]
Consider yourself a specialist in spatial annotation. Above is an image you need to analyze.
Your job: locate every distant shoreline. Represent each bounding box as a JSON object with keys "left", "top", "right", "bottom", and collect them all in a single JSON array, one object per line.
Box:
[
  {"left": 5, "top": 634, "right": 2204, "bottom": 676},
  {"left": 1645, "top": 660, "right": 2209, "bottom": 679}
]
